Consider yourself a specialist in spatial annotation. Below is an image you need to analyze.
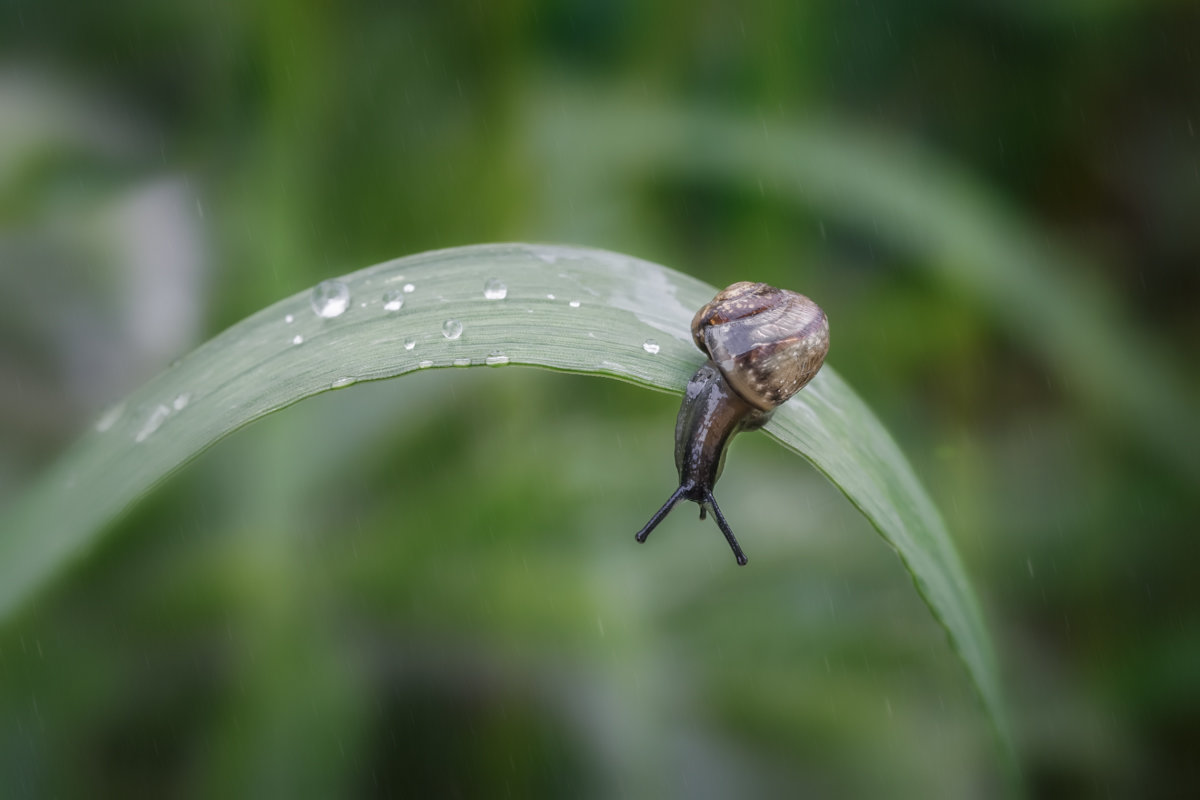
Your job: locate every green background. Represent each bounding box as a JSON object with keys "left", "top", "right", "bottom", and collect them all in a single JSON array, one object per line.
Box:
[{"left": 1, "top": 1, "right": 1197, "bottom": 796}]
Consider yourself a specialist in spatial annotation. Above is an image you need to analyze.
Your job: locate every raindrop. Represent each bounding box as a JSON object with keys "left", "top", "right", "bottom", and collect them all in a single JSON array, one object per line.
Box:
[
  {"left": 311, "top": 279, "right": 351, "bottom": 318},
  {"left": 95, "top": 403, "right": 125, "bottom": 433},
  {"left": 285, "top": 314, "right": 294, "bottom": 324},
  {"left": 453, "top": 357, "right": 471, "bottom": 367},
  {"left": 404, "top": 337, "right": 416, "bottom": 351},
  {"left": 135, "top": 404, "right": 171, "bottom": 443},
  {"left": 442, "top": 319, "right": 463, "bottom": 340},
  {"left": 173, "top": 393, "right": 190, "bottom": 411},
  {"left": 568, "top": 300, "right": 581, "bottom": 308},
  {"left": 292, "top": 334, "right": 304, "bottom": 345},
  {"left": 403, "top": 283, "right": 415, "bottom": 293},
  {"left": 483, "top": 278, "right": 508, "bottom": 300},
  {"left": 485, "top": 352, "right": 510, "bottom": 366},
  {"left": 417, "top": 359, "right": 434, "bottom": 369},
  {"left": 642, "top": 339, "right": 660, "bottom": 354},
  {"left": 382, "top": 289, "right": 405, "bottom": 313},
  {"left": 331, "top": 377, "right": 356, "bottom": 389}
]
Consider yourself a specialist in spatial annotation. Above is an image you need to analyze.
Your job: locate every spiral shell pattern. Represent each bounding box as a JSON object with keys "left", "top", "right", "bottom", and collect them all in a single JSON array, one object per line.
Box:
[{"left": 691, "top": 281, "right": 830, "bottom": 411}]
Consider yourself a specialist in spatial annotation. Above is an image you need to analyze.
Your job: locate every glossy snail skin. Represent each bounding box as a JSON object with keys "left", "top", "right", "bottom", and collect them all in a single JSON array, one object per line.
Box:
[{"left": 635, "top": 282, "right": 829, "bottom": 565}]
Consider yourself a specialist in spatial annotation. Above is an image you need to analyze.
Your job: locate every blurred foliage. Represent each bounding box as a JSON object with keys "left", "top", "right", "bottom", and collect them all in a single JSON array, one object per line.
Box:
[{"left": 1, "top": 0, "right": 1198, "bottom": 796}]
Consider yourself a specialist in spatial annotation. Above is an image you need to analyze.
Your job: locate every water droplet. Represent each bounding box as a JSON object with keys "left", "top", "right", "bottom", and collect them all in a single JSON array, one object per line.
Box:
[
  {"left": 403, "top": 283, "right": 415, "bottom": 293},
  {"left": 404, "top": 337, "right": 416, "bottom": 351},
  {"left": 292, "top": 334, "right": 304, "bottom": 345},
  {"left": 331, "top": 377, "right": 356, "bottom": 389},
  {"left": 173, "top": 393, "right": 190, "bottom": 411},
  {"left": 382, "top": 289, "right": 405, "bottom": 312},
  {"left": 453, "top": 357, "right": 471, "bottom": 367},
  {"left": 135, "top": 404, "right": 171, "bottom": 443},
  {"left": 483, "top": 278, "right": 508, "bottom": 300},
  {"left": 95, "top": 403, "right": 125, "bottom": 433},
  {"left": 642, "top": 339, "right": 660, "bottom": 354},
  {"left": 285, "top": 314, "right": 294, "bottom": 324},
  {"left": 311, "top": 280, "right": 350, "bottom": 318},
  {"left": 485, "top": 351, "right": 510, "bottom": 366},
  {"left": 442, "top": 319, "right": 463, "bottom": 340},
  {"left": 417, "top": 359, "right": 434, "bottom": 369},
  {"left": 568, "top": 300, "right": 581, "bottom": 308}
]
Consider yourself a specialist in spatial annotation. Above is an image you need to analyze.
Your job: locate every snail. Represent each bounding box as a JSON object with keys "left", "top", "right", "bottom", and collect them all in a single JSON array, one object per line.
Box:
[{"left": 635, "top": 281, "right": 830, "bottom": 565}]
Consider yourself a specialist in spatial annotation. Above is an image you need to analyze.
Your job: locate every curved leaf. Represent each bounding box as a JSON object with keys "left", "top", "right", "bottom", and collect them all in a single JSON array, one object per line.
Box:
[{"left": 0, "top": 242, "right": 1014, "bottom": 770}]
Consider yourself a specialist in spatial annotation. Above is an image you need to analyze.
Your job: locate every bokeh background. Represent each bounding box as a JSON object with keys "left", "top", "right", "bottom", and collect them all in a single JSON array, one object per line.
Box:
[{"left": 2, "top": 1, "right": 1198, "bottom": 796}]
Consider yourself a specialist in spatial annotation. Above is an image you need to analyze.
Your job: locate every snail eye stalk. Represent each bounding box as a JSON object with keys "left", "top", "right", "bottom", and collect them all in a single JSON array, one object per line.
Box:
[
  {"left": 634, "top": 486, "right": 748, "bottom": 566},
  {"left": 634, "top": 486, "right": 686, "bottom": 545},
  {"left": 704, "top": 491, "right": 747, "bottom": 566}
]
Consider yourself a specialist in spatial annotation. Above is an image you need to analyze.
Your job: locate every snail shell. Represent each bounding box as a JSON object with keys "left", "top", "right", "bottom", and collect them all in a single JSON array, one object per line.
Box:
[
  {"left": 691, "top": 281, "right": 829, "bottom": 412},
  {"left": 635, "top": 281, "right": 830, "bottom": 565}
]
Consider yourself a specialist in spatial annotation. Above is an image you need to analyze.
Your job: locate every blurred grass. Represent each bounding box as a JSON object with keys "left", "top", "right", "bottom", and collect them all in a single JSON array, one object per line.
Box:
[{"left": 2, "top": 0, "right": 1198, "bottom": 796}]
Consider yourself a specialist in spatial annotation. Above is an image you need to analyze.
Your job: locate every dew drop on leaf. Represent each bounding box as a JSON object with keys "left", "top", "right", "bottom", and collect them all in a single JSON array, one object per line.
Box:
[
  {"left": 311, "top": 280, "right": 350, "bottom": 318},
  {"left": 442, "top": 319, "right": 463, "bottom": 340},
  {"left": 382, "top": 289, "right": 405, "bottom": 312},
  {"left": 135, "top": 404, "right": 171, "bottom": 443},
  {"left": 483, "top": 278, "right": 507, "bottom": 300},
  {"left": 95, "top": 403, "right": 125, "bottom": 433}
]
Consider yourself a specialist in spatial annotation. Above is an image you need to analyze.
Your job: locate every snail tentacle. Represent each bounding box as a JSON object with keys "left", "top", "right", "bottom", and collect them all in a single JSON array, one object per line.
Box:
[
  {"left": 634, "top": 485, "right": 687, "bottom": 544},
  {"left": 704, "top": 490, "right": 747, "bottom": 565}
]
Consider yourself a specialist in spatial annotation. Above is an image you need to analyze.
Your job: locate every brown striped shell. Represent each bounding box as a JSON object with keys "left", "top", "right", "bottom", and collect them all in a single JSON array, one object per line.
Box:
[{"left": 691, "top": 281, "right": 830, "bottom": 412}]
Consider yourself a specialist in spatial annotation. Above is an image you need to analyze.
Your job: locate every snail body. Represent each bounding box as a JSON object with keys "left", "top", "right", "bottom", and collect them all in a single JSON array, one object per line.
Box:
[{"left": 635, "top": 281, "right": 829, "bottom": 565}]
